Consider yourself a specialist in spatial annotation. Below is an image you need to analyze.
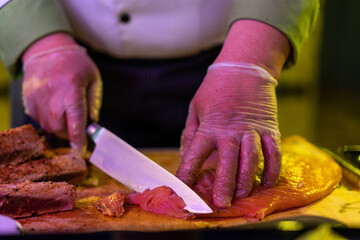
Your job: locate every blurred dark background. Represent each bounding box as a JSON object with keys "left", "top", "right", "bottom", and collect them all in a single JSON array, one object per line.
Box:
[
  {"left": 0, "top": 0, "right": 359, "bottom": 152},
  {"left": 276, "top": 0, "right": 360, "bottom": 151},
  {"left": 317, "top": 0, "right": 360, "bottom": 150}
]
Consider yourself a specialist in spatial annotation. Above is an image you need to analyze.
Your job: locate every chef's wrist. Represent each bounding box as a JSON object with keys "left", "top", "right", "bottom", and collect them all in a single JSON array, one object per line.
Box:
[
  {"left": 22, "top": 32, "right": 78, "bottom": 63},
  {"left": 215, "top": 19, "right": 290, "bottom": 79}
]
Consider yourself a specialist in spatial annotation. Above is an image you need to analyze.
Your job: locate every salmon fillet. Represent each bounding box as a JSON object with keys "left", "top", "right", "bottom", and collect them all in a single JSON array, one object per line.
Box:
[
  {"left": 193, "top": 135, "right": 342, "bottom": 219},
  {"left": 0, "top": 124, "right": 45, "bottom": 167},
  {"left": 99, "top": 136, "right": 342, "bottom": 220},
  {"left": 0, "top": 180, "right": 76, "bottom": 218},
  {"left": 0, "top": 148, "right": 87, "bottom": 185}
]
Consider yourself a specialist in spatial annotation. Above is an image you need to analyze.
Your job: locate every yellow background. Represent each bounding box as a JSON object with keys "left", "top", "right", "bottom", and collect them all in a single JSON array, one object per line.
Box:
[{"left": 0, "top": 61, "right": 10, "bottom": 131}]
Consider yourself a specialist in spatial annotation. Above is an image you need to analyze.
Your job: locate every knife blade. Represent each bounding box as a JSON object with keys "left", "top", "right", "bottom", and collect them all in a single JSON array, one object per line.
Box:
[
  {"left": 87, "top": 123, "right": 213, "bottom": 214},
  {"left": 0, "top": 215, "right": 22, "bottom": 236}
]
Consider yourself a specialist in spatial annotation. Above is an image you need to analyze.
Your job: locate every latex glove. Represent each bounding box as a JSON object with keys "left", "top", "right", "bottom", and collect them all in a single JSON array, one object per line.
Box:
[
  {"left": 22, "top": 45, "right": 102, "bottom": 151},
  {"left": 176, "top": 62, "right": 281, "bottom": 208}
]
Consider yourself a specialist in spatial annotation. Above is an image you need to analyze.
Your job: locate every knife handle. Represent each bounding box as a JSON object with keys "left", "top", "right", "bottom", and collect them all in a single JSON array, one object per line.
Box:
[
  {"left": 338, "top": 145, "right": 360, "bottom": 168},
  {"left": 87, "top": 123, "right": 103, "bottom": 142}
]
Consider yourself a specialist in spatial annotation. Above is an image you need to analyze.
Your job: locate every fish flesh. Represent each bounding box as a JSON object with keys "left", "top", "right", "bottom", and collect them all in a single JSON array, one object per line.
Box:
[
  {"left": 126, "top": 186, "right": 195, "bottom": 220},
  {"left": 193, "top": 135, "right": 342, "bottom": 219},
  {"left": 128, "top": 136, "right": 342, "bottom": 220}
]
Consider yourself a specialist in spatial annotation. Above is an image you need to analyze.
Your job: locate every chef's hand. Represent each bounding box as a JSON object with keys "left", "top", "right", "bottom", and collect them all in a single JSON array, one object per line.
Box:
[
  {"left": 22, "top": 33, "right": 102, "bottom": 152},
  {"left": 176, "top": 20, "right": 290, "bottom": 208},
  {"left": 176, "top": 63, "right": 281, "bottom": 208}
]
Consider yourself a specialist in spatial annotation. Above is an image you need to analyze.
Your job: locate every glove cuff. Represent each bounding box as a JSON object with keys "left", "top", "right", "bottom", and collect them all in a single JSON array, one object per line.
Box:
[
  {"left": 208, "top": 62, "right": 278, "bottom": 87},
  {"left": 22, "top": 45, "right": 86, "bottom": 71}
]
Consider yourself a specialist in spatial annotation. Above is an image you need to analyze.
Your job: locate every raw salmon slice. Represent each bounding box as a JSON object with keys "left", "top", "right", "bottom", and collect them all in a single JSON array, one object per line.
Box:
[
  {"left": 126, "top": 186, "right": 195, "bottom": 220},
  {"left": 194, "top": 135, "right": 342, "bottom": 219}
]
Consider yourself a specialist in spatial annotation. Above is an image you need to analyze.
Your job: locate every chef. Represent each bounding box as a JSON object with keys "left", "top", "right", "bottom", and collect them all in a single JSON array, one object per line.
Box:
[{"left": 0, "top": 0, "right": 319, "bottom": 208}]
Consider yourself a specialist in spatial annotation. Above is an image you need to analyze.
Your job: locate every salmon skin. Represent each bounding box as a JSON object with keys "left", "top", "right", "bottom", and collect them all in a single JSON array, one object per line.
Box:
[{"left": 193, "top": 135, "right": 342, "bottom": 219}]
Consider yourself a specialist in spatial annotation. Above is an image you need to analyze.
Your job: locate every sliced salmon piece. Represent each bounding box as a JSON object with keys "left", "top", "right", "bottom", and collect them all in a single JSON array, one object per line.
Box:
[
  {"left": 126, "top": 186, "right": 195, "bottom": 220},
  {"left": 94, "top": 191, "right": 126, "bottom": 217},
  {"left": 194, "top": 135, "right": 342, "bottom": 219}
]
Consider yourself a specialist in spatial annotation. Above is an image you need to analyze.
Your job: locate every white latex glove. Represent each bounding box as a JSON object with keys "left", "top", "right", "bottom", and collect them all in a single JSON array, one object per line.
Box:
[
  {"left": 176, "top": 62, "right": 281, "bottom": 208},
  {"left": 22, "top": 45, "right": 102, "bottom": 151}
]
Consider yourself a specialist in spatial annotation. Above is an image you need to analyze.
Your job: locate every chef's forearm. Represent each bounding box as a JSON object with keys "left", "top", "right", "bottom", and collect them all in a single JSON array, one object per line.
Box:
[
  {"left": 215, "top": 19, "right": 291, "bottom": 79},
  {"left": 229, "top": 0, "right": 320, "bottom": 68},
  {"left": 0, "top": 0, "right": 72, "bottom": 75}
]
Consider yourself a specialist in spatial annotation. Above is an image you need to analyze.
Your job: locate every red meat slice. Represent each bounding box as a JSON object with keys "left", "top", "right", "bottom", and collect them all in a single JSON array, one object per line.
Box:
[
  {"left": 0, "top": 148, "right": 87, "bottom": 184},
  {"left": 126, "top": 186, "right": 195, "bottom": 220},
  {"left": 94, "top": 191, "right": 126, "bottom": 217},
  {"left": 0, "top": 180, "right": 76, "bottom": 218},
  {"left": 0, "top": 124, "right": 45, "bottom": 167}
]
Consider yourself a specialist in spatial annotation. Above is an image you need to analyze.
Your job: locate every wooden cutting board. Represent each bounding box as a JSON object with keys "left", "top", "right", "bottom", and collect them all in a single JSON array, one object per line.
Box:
[{"left": 17, "top": 150, "right": 360, "bottom": 234}]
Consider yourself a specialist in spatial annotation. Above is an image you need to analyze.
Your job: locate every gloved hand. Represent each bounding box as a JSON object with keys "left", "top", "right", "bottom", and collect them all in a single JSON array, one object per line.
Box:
[
  {"left": 176, "top": 62, "right": 281, "bottom": 208},
  {"left": 22, "top": 44, "right": 102, "bottom": 152}
]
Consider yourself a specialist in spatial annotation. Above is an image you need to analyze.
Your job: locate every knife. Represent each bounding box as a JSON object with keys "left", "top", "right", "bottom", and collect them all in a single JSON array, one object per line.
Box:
[
  {"left": 87, "top": 123, "right": 213, "bottom": 214},
  {"left": 0, "top": 215, "right": 22, "bottom": 236}
]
